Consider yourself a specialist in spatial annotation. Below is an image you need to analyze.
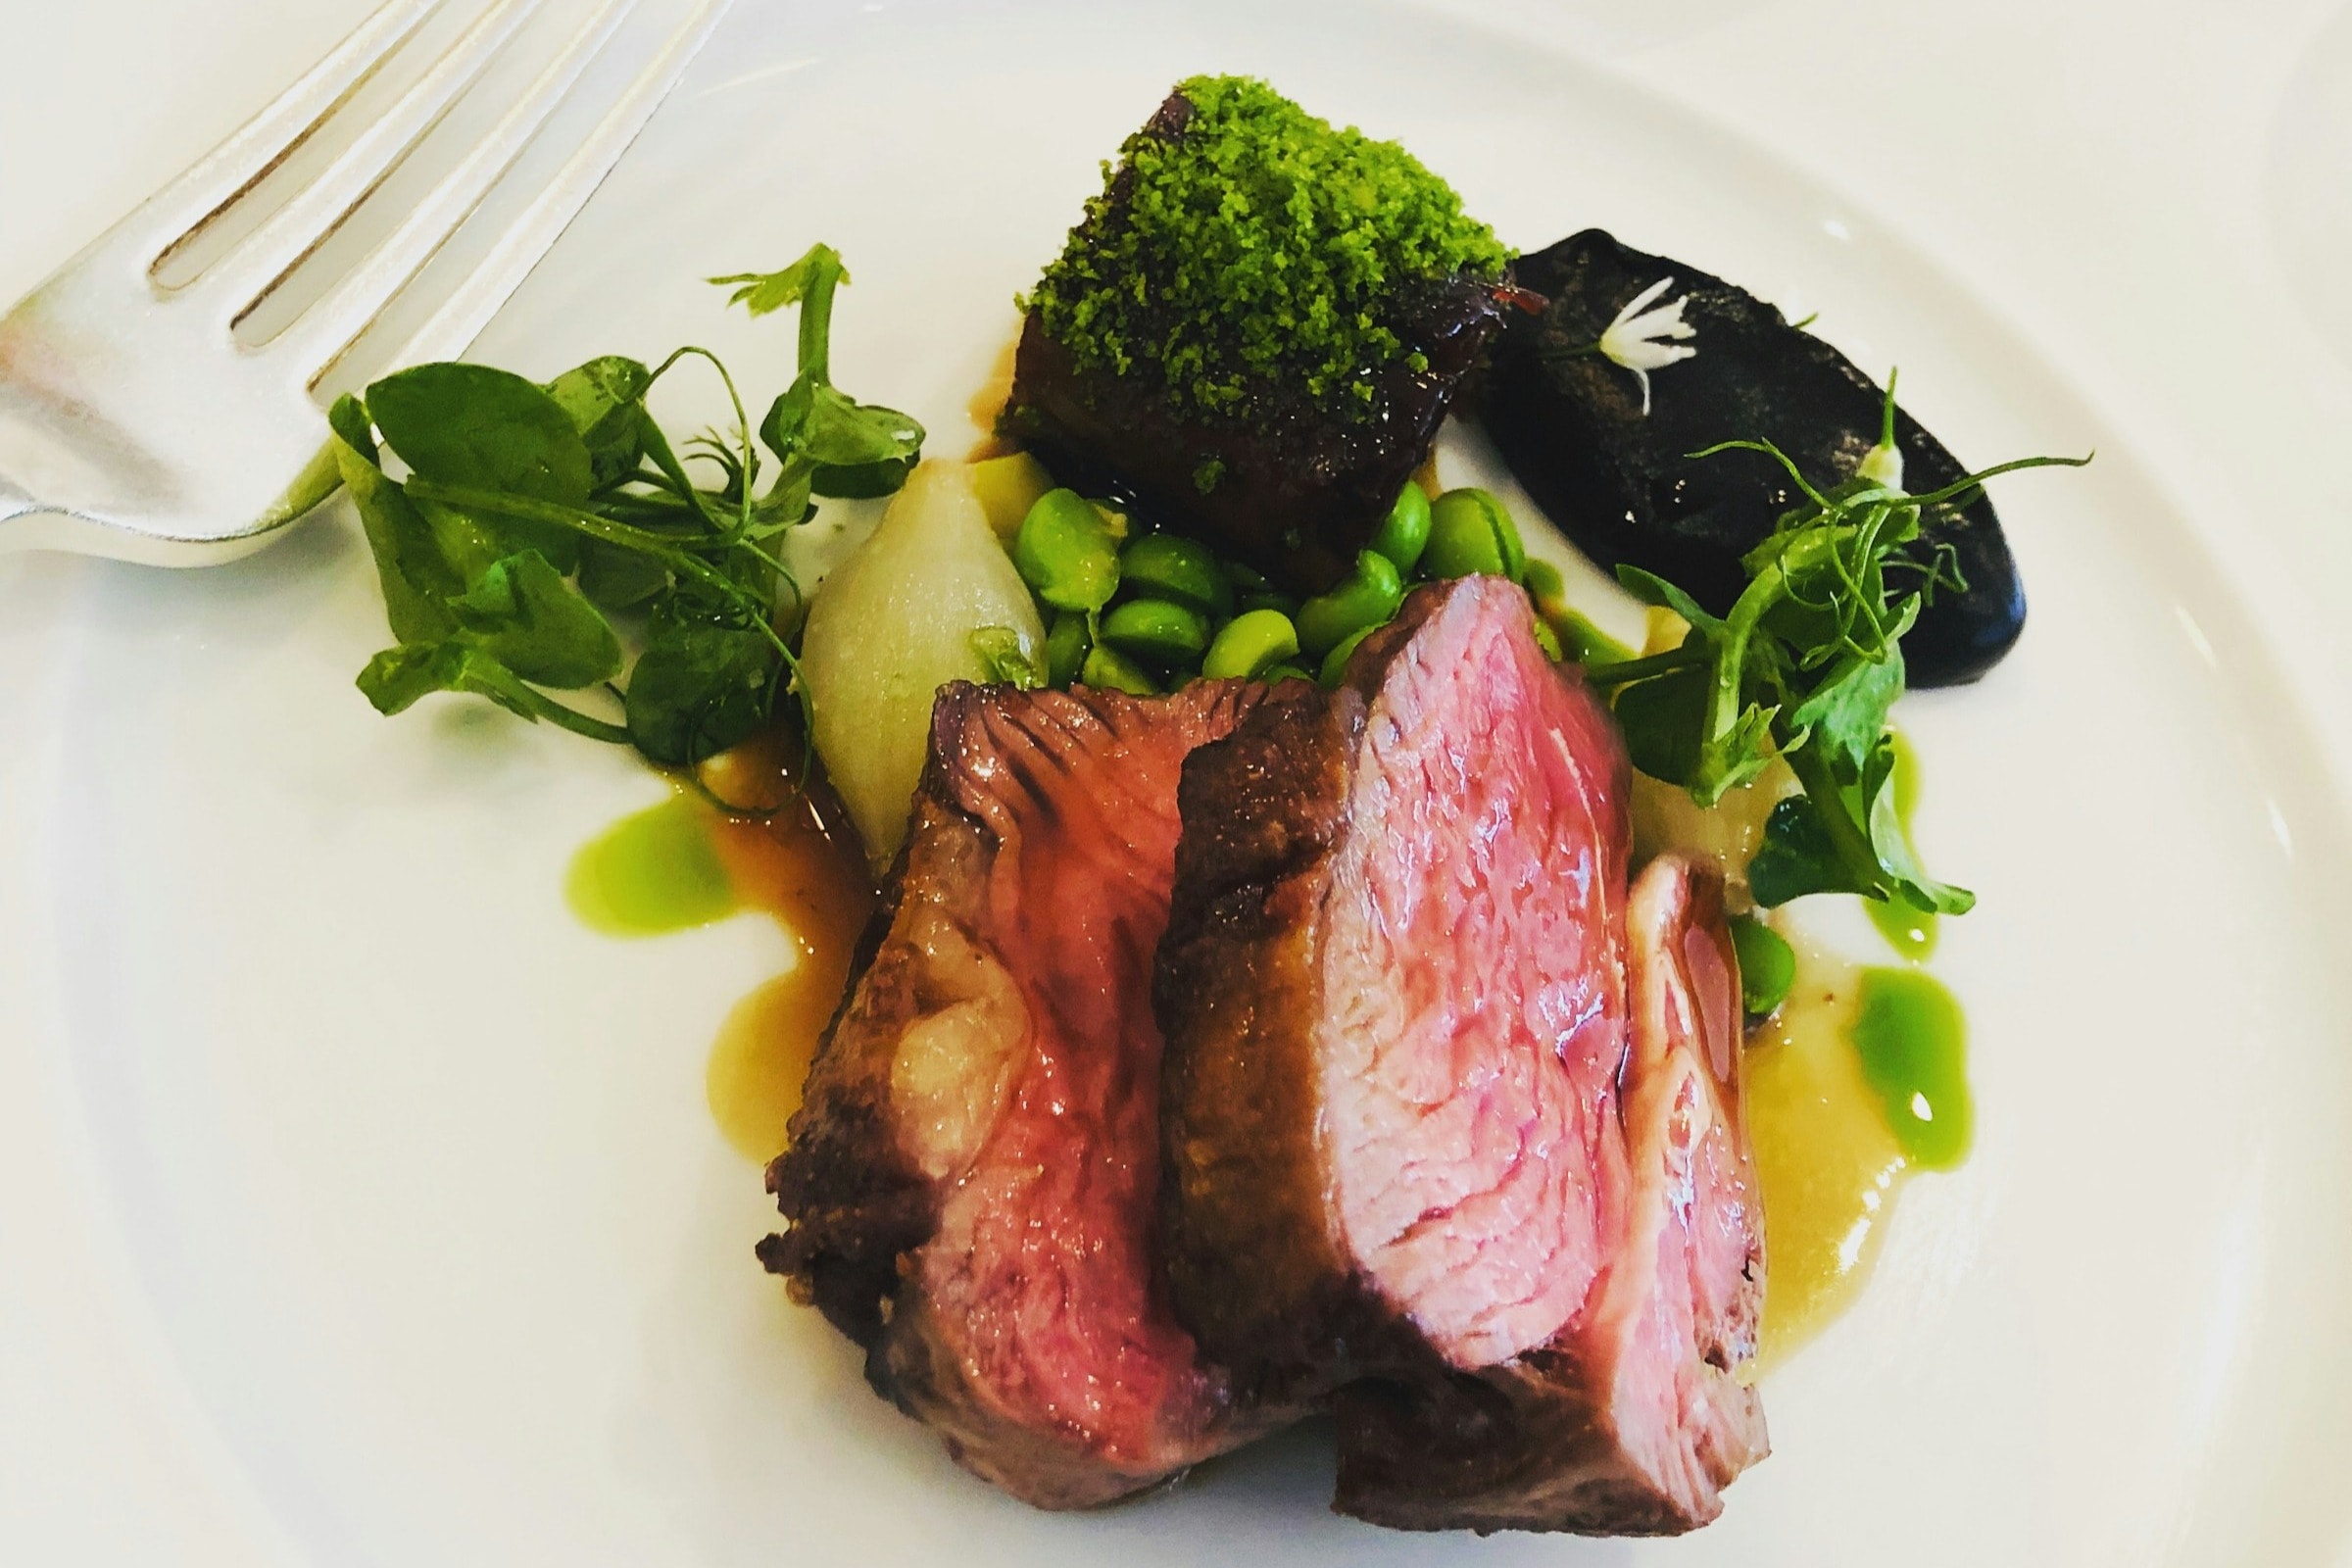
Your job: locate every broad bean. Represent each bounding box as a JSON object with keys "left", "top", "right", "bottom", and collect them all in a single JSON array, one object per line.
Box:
[
  {"left": 1296, "top": 550, "right": 1405, "bottom": 660},
  {"left": 1424, "top": 487, "right": 1527, "bottom": 582},
  {"left": 1202, "top": 608, "right": 1300, "bottom": 680}
]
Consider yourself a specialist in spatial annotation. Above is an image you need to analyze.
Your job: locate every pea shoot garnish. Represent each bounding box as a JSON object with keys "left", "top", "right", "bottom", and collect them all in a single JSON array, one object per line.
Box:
[
  {"left": 1589, "top": 385, "right": 2088, "bottom": 915},
  {"left": 329, "top": 244, "right": 923, "bottom": 766}
]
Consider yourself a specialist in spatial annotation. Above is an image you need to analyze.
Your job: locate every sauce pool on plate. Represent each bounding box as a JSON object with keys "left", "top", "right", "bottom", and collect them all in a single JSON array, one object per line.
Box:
[
  {"left": 1743, "top": 941, "right": 1969, "bottom": 1365},
  {"left": 567, "top": 727, "right": 875, "bottom": 1162}
]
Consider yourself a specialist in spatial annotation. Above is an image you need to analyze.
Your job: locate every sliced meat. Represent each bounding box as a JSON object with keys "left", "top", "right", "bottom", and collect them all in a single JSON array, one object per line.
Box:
[
  {"left": 1155, "top": 575, "right": 1766, "bottom": 1532},
  {"left": 1155, "top": 575, "right": 1632, "bottom": 1393},
  {"left": 761, "top": 678, "right": 1278, "bottom": 1508},
  {"left": 1334, "top": 855, "right": 1767, "bottom": 1533}
]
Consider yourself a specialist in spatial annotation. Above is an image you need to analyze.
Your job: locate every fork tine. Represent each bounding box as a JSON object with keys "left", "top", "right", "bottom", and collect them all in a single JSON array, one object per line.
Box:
[
  {"left": 283, "top": 0, "right": 644, "bottom": 379},
  {"left": 383, "top": 0, "right": 734, "bottom": 370},
  {"left": 139, "top": 0, "right": 446, "bottom": 269},
  {"left": 194, "top": 0, "right": 548, "bottom": 324}
]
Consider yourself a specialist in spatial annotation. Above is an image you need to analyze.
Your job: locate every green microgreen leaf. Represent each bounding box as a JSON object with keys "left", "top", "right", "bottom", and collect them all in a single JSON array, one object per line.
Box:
[
  {"left": 445, "top": 551, "right": 622, "bottom": 689},
  {"left": 810, "top": 455, "right": 920, "bottom": 500},
  {"left": 544, "top": 356, "right": 654, "bottom": 488},
  {"left": 356, "top": 642, "right": 630, "bottom": 744},
  {"left": 326, "top": 392, "right": 377, "bottom": 464},
  {"left": 624, "top": 597, "right": 784, "bottom": 765},
  {"left": 1786, "top": 642, "right": 1905, "bottom": 783},
  {"left": 1609, "top": 660, "right": 1709, "bottom": 786},
  {"left": 709, "top": 243, "right": 848, "bottom": 321},
  {"left": 330, "top": 399, "right": 461, "bottom": 646},
  {"left": 367, "top": 364, "right": 595, "bottom": 506},
  {"left": 1746, "top": 793, "right": 1877, "bottom": 906},
  {"left": 576, "top": 538, "right": 670, "bottom": 611},
  {"left": 1614, "top": 564, "right": 1723, "bottom": 633},
  {"left": 1862, "top": 736, "right": 1975, "bottom": 914},
  {"left": 337, "top": 244, "right": 916, "bottom": 772},
  {"left": 1594, "top": 416, "right": 2083, "bottom": 917},
  {"left": 761, "top": 378, "right": 925, "bottom": 472}
]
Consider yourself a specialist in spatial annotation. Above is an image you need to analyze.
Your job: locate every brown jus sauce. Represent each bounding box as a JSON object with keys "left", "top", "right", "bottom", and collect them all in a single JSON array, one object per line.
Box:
[{"left": 695, "top": 728, "right": 875, "bottom": 1162}]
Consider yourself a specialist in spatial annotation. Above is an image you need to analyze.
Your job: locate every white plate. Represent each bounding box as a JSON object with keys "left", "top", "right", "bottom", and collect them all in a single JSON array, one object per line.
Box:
[{"left": 8, "top": 1, "right": 2352, "bottom": 1563}]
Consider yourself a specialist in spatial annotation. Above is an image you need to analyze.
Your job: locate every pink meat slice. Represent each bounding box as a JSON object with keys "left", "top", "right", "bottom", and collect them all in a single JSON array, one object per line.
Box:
[
  {"left": 1155, "top": 576, "right": 1767, "bottom": 1533},
  {"left": 765, "top": 680, "right": 1281, "bottom": 1507},
  {"left": 1604, "top": 855, "right": 1770, "bottom": 1513},
  {"left": 1333, "top": 853, "right": 1768, "bottom": 1533},
  {"left": 1319, "top": 574, "right": 1632, "bottom": 1368}
]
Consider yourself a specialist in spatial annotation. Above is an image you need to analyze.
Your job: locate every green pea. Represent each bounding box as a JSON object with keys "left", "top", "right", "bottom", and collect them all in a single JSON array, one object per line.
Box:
[
  {"left": 1263, "top": 662, "right": 1313, "bottom": 685},
  {"left": 1100, "top": 597, "right": 1210, "bottom": 663},
  {"left": 1228, "top": 562, "right": 1274, "bottom": 593},
  {"left": 1202, "top": 608, "right": 1300, "bottom": 680},
  {"left": 1296, "top": 550, "right": 1405, "bottom": 660},
  {"left": 1318, "top": 624, "right": 1376, "bottom": 688},
  {"left": 1367, "top": 483, "right": 1433, "bottom": 574},
  {"left": 1080, "top": 642, "right": 1157, "bottom": 696},
  {"left": 1729, "top": 914, "right": 1796, "bottom": 1016},
  {"left": 1120, "top": 534, "right": 1234, "bottom": 616},
  {"left": 1014, "top": 488, "right": 1121, "bottom": 612},
  {"left": 1045, "top": 612, "right": 1092, "bottom": 687},
  {"left": 1523, "top": 559, "right": 1565, "bottom": 602},
  {"left": 1423, "top": 487, "right": 1527, "bottom": 582}
]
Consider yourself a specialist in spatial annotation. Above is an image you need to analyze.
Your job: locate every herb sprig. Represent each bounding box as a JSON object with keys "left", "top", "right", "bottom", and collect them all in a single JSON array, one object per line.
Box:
[
  {"left": 329, "top": 244, "right": 923, "bottom": 765},
  {"left": 1590, "top": 391, "right": 2086, "bottom": 916}
]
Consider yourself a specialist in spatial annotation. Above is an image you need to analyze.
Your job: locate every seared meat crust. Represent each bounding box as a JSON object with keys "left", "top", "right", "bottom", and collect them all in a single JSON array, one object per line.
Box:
[{"left": 765, "top": 680, "right": 1277, "bottom": 1509}]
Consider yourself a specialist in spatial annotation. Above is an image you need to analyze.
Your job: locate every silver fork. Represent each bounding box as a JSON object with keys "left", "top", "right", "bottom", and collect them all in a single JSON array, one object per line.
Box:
[{"left": 0, "top": 0, "right": 733, "bottom": 565}]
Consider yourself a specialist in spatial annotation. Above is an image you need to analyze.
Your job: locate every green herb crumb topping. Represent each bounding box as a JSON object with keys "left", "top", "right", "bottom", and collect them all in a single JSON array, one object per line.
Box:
[{"left": 1028, "top": 75, "right": 1508, "bottom": 422}]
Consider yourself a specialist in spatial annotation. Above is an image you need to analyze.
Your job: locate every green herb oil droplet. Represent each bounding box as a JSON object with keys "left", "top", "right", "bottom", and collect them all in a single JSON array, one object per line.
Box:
[
  {"left": 1848, "top": 966, "right": 1971, "bottom": 1169},
  {"left": 566, "top": 795, "right": 738, "bottom": 935},
  {"left": 1866, "top": 899, "right": 1938, "bottom": 961}
]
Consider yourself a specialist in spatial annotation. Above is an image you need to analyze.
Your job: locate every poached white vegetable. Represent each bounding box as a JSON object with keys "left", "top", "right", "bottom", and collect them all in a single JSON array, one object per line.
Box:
[{"left": 801, "top": 460, "right": 1045, "bottom": 865}]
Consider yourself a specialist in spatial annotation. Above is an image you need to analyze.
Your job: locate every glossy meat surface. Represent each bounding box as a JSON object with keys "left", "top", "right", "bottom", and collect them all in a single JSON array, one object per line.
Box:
[
  {"left": 1318, "top": 579, "right": 1631, "bottom": 1368},
  {"left": 1335, "top": 856, "right": 1768, "bottom": 1533},
  {"left": 1155, "top": 578, "right": 1766, "bottom": 1531},
  {"left": 763, "top": 679, "right": 1274, "bottom": 1507}
]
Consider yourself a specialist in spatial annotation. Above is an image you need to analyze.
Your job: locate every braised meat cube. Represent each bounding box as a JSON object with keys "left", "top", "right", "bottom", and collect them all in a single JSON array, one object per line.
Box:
[{"left": 1003, "top": 77, "right": 1509, "bottom": 592}]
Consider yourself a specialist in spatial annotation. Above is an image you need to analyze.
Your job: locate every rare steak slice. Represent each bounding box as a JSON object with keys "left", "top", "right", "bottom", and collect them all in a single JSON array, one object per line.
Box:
[
  {"left": 1334, "top": 855, "right": 1767, "bottom": 1533},
  {"left": 1155, "top": 575, "right": 1767, "bottom": 1532},
  {"left": 1156, "top": 574, "right": 1631, "bottom": 1395},
  {"left": 761, "top": 678, "right": 1274, "bottom": 1508}
]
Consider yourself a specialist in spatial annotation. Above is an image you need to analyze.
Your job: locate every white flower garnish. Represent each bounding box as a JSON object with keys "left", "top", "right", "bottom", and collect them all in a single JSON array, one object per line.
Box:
[{"left": 1597, "top": 275, "right": 1697, "bottom": 415}]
